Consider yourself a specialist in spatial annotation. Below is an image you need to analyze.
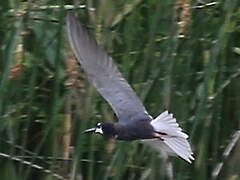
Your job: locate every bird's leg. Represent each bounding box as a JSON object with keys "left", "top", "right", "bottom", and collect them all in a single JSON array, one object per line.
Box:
[
  {"left": 155, "top": 131, "right": 167, "bottom": 135},
  {"left": 154, "top": 131, "right": 167, "bottom": 141}
]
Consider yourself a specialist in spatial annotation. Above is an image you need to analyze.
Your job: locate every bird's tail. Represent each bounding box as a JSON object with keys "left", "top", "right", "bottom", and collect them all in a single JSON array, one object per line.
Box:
[{"left": 150, "top": 111, "right": 194, "bottom": 163}]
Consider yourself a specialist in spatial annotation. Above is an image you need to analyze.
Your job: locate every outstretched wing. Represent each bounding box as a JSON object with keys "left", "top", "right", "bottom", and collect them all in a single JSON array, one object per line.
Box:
[{"left": 66, "top": 13, "right": 151, "bottom": 123}]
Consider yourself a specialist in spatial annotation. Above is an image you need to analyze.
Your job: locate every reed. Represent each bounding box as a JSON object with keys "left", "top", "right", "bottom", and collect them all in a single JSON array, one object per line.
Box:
[{"left": 0, "top": 1, "right": 239, "bottom": 179}]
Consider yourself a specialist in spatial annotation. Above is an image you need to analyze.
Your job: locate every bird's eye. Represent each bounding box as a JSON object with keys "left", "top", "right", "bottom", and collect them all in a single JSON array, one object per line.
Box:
[{"left": 96, "top": 123, "right": 101, "bottom": 128}]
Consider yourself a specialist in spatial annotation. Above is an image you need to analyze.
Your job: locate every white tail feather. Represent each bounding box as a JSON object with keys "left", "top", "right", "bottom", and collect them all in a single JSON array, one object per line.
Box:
[{"left": 150, "top": 111, "right": 194, "bottom": 163}]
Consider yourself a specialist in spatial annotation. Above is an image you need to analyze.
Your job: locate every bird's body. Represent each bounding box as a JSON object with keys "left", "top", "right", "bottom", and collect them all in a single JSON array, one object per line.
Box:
[
  {"left": 66, "top": 12, "right": 194, "bottom": 163},
  {"left": 114, "top": 119, "right": 155, "bottom": 140},
  {"left": 95, "top": 120, "right": 154, "bottom": 141}
]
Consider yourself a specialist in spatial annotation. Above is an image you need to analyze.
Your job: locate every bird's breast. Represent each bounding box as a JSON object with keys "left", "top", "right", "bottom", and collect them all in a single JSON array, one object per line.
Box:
[{"left": 114, "top": 120, "right": 155, "bottom": 141}]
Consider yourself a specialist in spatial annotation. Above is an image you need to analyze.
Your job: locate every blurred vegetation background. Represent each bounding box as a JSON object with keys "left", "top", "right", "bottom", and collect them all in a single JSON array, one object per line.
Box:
[{"left": 0, "top": 0, "right": 240, "bottom": 180}]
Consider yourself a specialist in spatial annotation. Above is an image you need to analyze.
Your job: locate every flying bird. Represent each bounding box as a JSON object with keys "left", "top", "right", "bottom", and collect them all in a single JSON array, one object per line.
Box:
[{"left": 66, "top": 12, "right": 194, "bottom": 163}]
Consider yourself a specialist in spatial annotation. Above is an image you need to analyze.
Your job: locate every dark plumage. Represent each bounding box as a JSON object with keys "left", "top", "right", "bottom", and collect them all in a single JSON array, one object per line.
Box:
[{"left": 114, "top": 120, "right": 155, "bottom": 140}]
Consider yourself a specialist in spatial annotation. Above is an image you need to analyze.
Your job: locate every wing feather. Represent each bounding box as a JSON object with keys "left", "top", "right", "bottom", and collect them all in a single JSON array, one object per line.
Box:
[{"left": 66, "top": 13, "right": 151, "bottom": 123}]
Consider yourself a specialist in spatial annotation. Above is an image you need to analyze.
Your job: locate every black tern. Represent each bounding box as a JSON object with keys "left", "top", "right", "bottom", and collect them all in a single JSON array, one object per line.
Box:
[{"left": 66, "top": 12, "right": 194, "bottom": 163}]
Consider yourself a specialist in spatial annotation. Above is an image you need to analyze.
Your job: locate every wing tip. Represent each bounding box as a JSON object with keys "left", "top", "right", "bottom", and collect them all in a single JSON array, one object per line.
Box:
[{"left": 66, "top": 11, "right": 76, "bottom": 20}]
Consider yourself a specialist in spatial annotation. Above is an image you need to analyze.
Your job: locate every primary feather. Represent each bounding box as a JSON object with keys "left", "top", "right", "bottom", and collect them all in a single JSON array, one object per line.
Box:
[{"left": 66, "top": 12, "right": 151, "bottom": 124}]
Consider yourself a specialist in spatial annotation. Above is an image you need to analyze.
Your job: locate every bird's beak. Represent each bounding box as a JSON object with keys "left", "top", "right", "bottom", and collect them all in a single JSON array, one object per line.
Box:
[{"left": 83, "top": 128, "right": 96, "bottom": 134}]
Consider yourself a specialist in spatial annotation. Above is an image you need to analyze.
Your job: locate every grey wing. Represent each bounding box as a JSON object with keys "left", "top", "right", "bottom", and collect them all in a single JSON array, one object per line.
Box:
[{"left": 66, "top": 13, "right": 152, "bottom": 123}]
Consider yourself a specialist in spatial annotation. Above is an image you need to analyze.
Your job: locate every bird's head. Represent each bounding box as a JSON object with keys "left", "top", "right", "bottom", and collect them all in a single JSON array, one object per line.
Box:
[{"left": 83, "top": 122, "right": 117, "bottom": 137}]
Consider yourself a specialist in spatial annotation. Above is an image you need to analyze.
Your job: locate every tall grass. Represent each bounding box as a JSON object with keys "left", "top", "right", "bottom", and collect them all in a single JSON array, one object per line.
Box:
[{"left": 0, "top": 1, "right": 239, "bottom": 180}]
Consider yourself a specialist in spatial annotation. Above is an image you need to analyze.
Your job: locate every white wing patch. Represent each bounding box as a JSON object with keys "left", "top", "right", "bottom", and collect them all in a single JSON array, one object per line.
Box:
[
  {"left": 150, "top": 111, "right": 194, "bottom": 163},
  {"left": 151, "top": 111, "right": 188, "bottom": 138}
]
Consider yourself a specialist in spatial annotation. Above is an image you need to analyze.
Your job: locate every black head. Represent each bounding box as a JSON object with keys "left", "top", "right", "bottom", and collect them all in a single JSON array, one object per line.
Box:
[{"left": 83, "top": 122, "right": 117, "bottom": 137}]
